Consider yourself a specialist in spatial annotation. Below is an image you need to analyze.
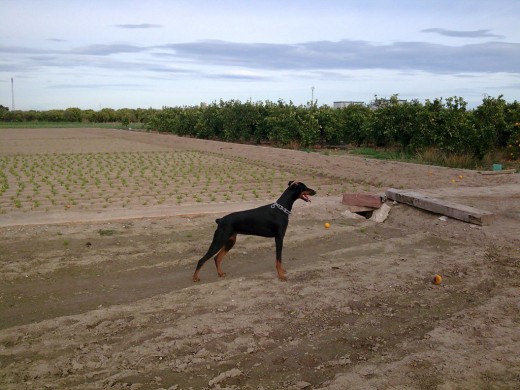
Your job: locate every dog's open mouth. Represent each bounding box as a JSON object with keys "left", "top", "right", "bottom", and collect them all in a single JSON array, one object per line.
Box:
[{"left": 300, "top": 190, "right": 316, "bottom": 202}]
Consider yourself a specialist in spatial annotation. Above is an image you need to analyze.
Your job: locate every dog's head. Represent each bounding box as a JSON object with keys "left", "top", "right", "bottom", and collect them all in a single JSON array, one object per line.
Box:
[{"left": 288, "top": 180, "right": 316, "bottom": 202}]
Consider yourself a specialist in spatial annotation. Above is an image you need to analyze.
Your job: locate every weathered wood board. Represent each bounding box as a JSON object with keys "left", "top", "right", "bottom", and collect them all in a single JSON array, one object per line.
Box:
[
  {"left": 477, "top": 169, "right": 516, "bottom": 175},
  {"left": 386, "top": 188, "right": 494, "bottom": 226}
]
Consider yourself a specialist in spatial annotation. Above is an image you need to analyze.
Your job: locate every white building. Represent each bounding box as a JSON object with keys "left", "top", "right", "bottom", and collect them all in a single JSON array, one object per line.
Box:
[{"left": 333, "top": 101, "right": 365, "bottom": 109}]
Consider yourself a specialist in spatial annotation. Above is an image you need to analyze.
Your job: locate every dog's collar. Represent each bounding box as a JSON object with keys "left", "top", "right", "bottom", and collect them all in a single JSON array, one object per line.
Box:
[{"left": 271, "top": 202, "right": 291, "bottom": 215}]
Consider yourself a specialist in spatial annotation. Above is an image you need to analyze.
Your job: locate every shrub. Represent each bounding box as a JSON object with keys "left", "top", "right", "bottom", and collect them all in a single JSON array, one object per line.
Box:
[
  {"left": 472, "top": 95, "right": 506, "bottom": 158},
  {"left": 315, "top": 106, "right": 344, "bottom": 145},
  {"left": 336, "top": 104, "right": 373, "bottom": 146},
  {"left": 63, "top": 107, "right": 83, "bottom": 122},
  {"left": 194, "top": 102, "right": 222, "bottom": 139},
  {"left": 507, "top": 127, "right": 520, "bottom": 160},
  {"left": 264, "top": 101, "right": 300, "bottom": 146}
]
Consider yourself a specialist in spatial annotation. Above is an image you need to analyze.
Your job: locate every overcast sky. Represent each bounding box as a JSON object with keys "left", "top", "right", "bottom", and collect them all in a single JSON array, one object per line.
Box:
[{"left": 1, "top": 0, "right": 519, "bottom": 110}]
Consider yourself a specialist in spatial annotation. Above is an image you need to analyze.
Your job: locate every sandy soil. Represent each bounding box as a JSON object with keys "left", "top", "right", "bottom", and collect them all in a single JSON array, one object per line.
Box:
[{"left": 0, "top": 128, "right": 519, "bottom": 389}]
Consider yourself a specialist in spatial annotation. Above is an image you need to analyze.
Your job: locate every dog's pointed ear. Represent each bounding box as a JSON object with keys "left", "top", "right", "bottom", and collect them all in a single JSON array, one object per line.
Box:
[{"left": 288, "top": 180, "right": 294, "bottom": 186}]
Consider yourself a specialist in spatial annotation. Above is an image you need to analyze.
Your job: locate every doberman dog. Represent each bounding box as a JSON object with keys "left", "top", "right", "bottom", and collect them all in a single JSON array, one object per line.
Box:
[{"left": 192, "top": 181, "right": 316, "bottom": 282}]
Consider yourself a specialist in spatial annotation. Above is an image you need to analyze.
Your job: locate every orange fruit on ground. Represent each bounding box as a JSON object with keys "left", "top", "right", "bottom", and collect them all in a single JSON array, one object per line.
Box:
[
  {"left": 324, "top": 222, "right": 331, "bottom": 228},
  {"left": 433, "top": 274, "right": 442, "bottom": 285}
]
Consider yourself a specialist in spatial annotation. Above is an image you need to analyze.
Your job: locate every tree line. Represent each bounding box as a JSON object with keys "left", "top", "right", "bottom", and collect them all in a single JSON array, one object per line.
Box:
[
  {"left": 0, "top": 107, "right": 155, "bottom": 127},
  {"left": 146, "top": 95, "right": 520, "bottom": 160},
  {"left": 2, "top": 95, "right": 519, "bottom": 160}
]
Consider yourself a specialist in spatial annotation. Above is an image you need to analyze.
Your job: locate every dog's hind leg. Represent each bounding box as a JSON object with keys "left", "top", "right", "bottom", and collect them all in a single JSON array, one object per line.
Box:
[
  {"left": 193, "top": 227, "right": 231, "bottom": 282},
  {"left": 214, "top": 234, "right": 236, "bottom": 278}
]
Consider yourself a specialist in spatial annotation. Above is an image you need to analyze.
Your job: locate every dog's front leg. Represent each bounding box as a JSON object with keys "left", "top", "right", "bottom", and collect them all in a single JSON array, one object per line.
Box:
[{"left": 275, "top": 236, "right": 287, "bottom": 281}]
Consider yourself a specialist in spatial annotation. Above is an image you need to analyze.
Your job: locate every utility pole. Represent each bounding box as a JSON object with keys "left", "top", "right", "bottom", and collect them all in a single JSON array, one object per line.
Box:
[
  {"left": 11, "top": 77, "right": 15, "bottom": 111},
  {"left": 311, "top": 86, "right": 315, "bottom": 106}
]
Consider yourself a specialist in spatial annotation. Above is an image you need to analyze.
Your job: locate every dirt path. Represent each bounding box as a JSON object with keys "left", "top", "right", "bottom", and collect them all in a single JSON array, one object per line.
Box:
[{"left": 1, "top": 128, "right": 519, "bottom": 389}]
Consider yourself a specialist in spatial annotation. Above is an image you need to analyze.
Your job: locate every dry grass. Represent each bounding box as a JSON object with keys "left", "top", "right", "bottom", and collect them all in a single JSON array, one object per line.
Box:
[{"left": 414, "top": 147, "right": 519, "bottom": 170}]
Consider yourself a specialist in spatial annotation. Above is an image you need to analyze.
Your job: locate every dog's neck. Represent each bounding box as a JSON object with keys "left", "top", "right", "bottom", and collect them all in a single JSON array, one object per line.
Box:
[{"left": 276, "top": 187, "right": 300, "bottom": 212}]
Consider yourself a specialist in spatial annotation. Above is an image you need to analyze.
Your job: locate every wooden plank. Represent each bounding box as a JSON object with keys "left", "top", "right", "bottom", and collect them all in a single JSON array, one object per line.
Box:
[
  {"left": 477, "top": 169, "right": 516, "bottom": 175},
  {"left": 342, "top": 193, "right": 382, "bottom": 208},
  {"left": 386, "top": 188, "right": 494, "bottom": 226}
]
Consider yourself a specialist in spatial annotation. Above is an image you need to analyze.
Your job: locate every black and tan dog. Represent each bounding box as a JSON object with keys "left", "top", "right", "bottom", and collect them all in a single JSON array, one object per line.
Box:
[{"left": 192, "top": 181, "right": 316, "bottom": 282}]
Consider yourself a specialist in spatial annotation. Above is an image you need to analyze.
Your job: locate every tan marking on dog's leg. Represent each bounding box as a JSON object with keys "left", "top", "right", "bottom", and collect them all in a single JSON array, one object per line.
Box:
[
  {"left": 214, "top": 235, "right": 236, "bottom": 278},
  {"left": 276, "top": 260, "right": 287, "bottom": 281},
  {"left": 214, "top": 249, "right": 227, "bottom": 278}
]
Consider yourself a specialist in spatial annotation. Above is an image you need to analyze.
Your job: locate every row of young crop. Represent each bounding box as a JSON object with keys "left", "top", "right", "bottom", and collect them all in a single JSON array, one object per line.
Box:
[
  {"left": 0, "top": 151, "right": 353, "bottom": 213},
  {"left": 146, "top": 96, "right": 520, "bottom": 160}
]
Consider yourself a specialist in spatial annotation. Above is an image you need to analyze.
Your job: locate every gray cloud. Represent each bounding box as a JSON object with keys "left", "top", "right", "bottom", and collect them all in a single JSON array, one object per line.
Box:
[
  {"left": 422, "top": 28, "right": 505, "bottom": 39},
  {"left": 3, "top": 37, "right": 520, "bottom": 77},
  {"left": 113, "top": 24, "right": 162, "bottom": 29},
  {"left": 0, "top": 43, "right": 146, "bottom": 57},
  {"left": 48, "top": 83, "right": 143, "bottom": 89},
  {"left": 160, "top": 39, "right": 520, "bottom": 74},
  {"left": 47, "top": 38, "right": 67, "bottom": 43},
  {"left": 206, "top": 73, "right": 269, "bottom": 81},
  {"left": 0, "top": 45, "right": 57, "bottom": 54},
  {"left": 70, "top": 44, "right": 147, "bottom": 56}
]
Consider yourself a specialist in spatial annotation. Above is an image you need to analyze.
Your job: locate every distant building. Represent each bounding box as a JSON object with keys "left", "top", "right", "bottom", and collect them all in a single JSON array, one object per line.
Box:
[
  {"left": 368, "top": 98, "right": 407, "bottom": 110},
  {"left": 333, "top": 101, "right": 365, "bottom": 109}
]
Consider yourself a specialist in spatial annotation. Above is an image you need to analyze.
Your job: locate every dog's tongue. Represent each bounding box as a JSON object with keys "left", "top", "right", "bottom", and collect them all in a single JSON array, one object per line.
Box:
[{"left": 302, "top": 194, "right": 311, "bottom": 202}]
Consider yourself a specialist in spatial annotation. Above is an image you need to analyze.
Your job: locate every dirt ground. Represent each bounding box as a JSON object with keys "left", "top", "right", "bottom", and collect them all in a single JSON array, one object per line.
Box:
[{"left": 1, "top": 128, "right": 519, "bottom": 390}]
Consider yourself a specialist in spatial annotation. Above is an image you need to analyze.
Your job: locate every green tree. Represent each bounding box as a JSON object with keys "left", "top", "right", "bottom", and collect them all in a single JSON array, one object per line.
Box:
[
  {"left": 336, "top": 104, "right": 372, "bottom": 146},
  {"left": 64, "top": 107, "right": 83, "bottom": 122},
  {"left": 195, "top": 102, "right": 223, "bottom": 139},
  {"left": 472, "top": 96, "right": 506, "bottom": 158}
]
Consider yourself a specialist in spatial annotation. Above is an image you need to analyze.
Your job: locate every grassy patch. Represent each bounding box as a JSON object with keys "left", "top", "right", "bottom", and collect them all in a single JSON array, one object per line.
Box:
[
  {"left": 415, "top": 147, "right": 520, "bottom": 171},
  {"left": 0, "top": 122, "right": 146, "bottom": 129},
  {"left": 348, "top": 147, "right": 411, "bottom": 161},
  {"left": 341, "top": 146, "right": 519, "bottom": 171},
  {"left": 98, "top": 229, "right": 115, "bottom": 236}
]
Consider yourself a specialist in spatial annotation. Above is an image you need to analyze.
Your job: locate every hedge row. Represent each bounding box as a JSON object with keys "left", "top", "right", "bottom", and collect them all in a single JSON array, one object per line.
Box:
[
  {"left": 0, "top": 107, "right": 155, "bottom": 126},
  {"left": 147, "top": 96, "right": 520, "bottom": 159},
  {"left": 2, "top": 95, "right": 519, "bottom": 159}
]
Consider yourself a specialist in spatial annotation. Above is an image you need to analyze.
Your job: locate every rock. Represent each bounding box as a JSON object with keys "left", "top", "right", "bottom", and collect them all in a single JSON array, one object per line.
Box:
[
  {"left": 27, "top": 362, "right": 60, "bottom": 379},
  {"left": 208, "top": 368, "right": 242, "bottom": 386},
  {"left": 370, "top": 203, "right": 391, "bottom": 223},
  {"left": 195, "top": 348, "right": 210, "bottom": 358},
  {"left": 295, "top": 381, "right": 312, "bottom": 389},
  {"left": 341, "top": 210, "right": 366, "bottom": 220},
  {"left": 345, "top": 205, "right": 376, "bottom": 213}
]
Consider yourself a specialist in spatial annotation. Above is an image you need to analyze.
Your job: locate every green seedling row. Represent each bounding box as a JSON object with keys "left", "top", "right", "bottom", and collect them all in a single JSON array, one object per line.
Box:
[{"left": 0, "top": 151, "right": 348, "bottom": 214}]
